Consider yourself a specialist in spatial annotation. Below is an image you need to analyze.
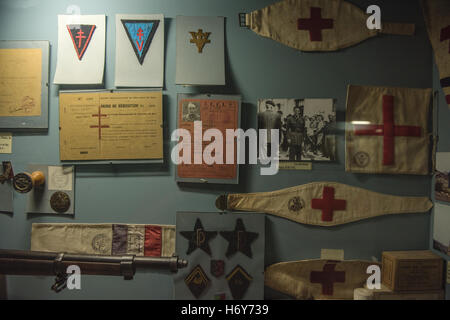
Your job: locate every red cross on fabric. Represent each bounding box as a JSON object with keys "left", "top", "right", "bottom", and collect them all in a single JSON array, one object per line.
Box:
[
  {"left": 441, "top": 25, "right": 450, "bottom": 53},
  {"left": 353, "top": 95, "right": 422, "bottom": 166},
  {"left": 310, "top": 263, "right": 345, "bottom": 295},
  {"left": 311, "top": 187, "right": 346, "bottom": 222},
  {"left": 297, "top": 7, "right": 333, "bottom": 42},
  {"left": 90, "top": 106, "right": 109, "bottom": 140},
  {"left": 76, "top": 29, "right": 86, "bottom": 48}
]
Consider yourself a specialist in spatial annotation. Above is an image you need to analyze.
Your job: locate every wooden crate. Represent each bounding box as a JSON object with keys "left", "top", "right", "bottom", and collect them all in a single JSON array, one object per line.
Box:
[{"left": 382, "top": 250, "right": 444, "bottom": 291}]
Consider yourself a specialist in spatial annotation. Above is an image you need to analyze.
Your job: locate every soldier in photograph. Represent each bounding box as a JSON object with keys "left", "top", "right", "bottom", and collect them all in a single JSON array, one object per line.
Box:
[{"left": 286, "top": 100, "right": 306, "bottom": 161}]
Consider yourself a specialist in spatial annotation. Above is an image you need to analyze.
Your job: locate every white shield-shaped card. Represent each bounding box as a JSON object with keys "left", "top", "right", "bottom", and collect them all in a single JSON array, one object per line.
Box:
[
  {"left": 115, "top": 14, "right": 164, "bottom": 87},
  {"left": 53, "top": 15, "right": 105, "bottom": 85},
  {"left": 176, "top": 16, "right": 225, "bottom": 86}
]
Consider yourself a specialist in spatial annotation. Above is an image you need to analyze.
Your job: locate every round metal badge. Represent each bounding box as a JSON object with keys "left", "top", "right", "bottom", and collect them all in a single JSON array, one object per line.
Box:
[
  {"left": 13, "top": 173, "right": 33, "bottom": 193},
  {"left": 50, "top": 191, "right": 71, "bottom": 213}
]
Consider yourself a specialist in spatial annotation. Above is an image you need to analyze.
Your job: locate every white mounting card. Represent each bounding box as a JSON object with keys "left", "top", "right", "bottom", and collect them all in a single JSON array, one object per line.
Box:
[
  {"left": 53, "top": 15, "right": 106, "bottom": 85},
  {"left": 115, "top": 14, "right": 164, "bottom": 87},
  {"left": 176, "top": 16, "right": 225, "bottom": 85}
]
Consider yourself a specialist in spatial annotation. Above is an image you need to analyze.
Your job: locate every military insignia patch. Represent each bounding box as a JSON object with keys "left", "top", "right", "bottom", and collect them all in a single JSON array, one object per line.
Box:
[
  {"left": 185, "top": 265, "right": 210, "bottom": 299},
  {"left": 189, "top": 29, "right": 211, "bottom": 53},
  {"left": 210, "top": 260, "right": 225, "bottom": 278},
  {"left": 288, "top": 196, "right": 304, "bottom": 212},
  {"left": 179, "top": 218, "right": 217, "bottom": 256},
  {"left": 353, "top": 151, "right": 370, "bottom": 168},
  {"left": 226, "top": 265, "right": 252, "bottom": 300},
  {"left": 220, "top": 218, "right": 258, "bottom": 258},
  {"left": 121, "top": 19, "right": 160, "bottom": 65},
  {"left": 309, "top": 262, "right": 346, "bottom": 295},
  {"left": 311, "top": 186, "right": 346, "bottom": 222},
  {"left": 67, "top": 24, "right": 96, "bottom": 60}
]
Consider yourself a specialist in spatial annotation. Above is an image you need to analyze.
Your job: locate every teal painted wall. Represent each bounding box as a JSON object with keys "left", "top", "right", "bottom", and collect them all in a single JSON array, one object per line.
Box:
[{"left": 0, "top": 0, "right": 447, "bottom": 299}]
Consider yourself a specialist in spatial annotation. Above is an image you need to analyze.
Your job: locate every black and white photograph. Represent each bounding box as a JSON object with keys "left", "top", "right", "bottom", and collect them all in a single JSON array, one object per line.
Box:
[
  {"left": 182, "top": 101, "right": 201, "bottom": 122},
  {"left": 257, "top": 98, "right": 336, "bottom": 161}
]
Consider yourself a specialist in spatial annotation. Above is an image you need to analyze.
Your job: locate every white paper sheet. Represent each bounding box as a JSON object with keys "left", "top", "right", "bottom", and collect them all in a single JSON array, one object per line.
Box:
[
  {"left": 115, "top": 14, "right": 164, "bottom": 87},
  {"left": 53, "top": 15, "right": 105, "bottom": 85},
  {"left": 48, "top": 166, "right": 73, "bottom": 191},
  {"left": 176, "top": 16, "right": 225, "bottom": 85},
  {"left": 0, "top": 133, "right": 12, "bottom": 154}
]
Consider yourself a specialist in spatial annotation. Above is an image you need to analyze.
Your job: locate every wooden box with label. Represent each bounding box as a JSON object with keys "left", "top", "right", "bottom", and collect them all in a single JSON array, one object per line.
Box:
[{"left": 382, "top": 250, "right": 444, "bottom": 291}]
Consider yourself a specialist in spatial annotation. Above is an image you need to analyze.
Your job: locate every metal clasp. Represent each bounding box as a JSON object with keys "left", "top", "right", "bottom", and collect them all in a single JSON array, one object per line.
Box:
[{"left": 120, "top": 256, "right": 135, "bottom": 280}]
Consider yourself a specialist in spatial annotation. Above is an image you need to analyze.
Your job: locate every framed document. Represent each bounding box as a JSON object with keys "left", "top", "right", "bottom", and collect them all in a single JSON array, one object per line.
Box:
[
  {"left": 175, "top": 93, "right": 241, "bottom": 184},
  {"left": 0, "top": 41, "right": 49, "bottom": 130},
  {"left": 59, "top": 90, "right": 163, "bottom": 163}
]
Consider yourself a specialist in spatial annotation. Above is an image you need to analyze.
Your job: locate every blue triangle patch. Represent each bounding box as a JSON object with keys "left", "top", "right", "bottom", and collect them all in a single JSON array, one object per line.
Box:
[{"left": 121, "top": 19, "right": 160, "bottom": 65}]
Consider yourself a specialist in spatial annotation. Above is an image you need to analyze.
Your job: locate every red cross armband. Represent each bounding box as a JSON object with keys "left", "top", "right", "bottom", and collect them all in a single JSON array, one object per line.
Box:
[
  {"left": 242, "top": 0, "right": 415, "bottom": 52},
  {"left": 215, "top": 182, "right": 432, "bottom": 227}
]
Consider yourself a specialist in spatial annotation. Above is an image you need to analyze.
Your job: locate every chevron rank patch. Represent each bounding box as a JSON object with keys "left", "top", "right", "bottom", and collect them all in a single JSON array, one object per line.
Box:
[
  {"left": 121, "top": 19, "right": 159, "bottom": 65},
  {"left": 67, "top": 24, "right": 96, "bottom": 60},
  {"left": 185, "top": 265, "right": 210, "bottom": 299},
  {"left": 226, "top": 265, "right": 252, "bottom": 300}
]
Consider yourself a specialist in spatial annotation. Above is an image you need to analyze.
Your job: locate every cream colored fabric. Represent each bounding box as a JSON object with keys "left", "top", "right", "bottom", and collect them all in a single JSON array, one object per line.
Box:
[
  {"left": 422, "top": 0, "right": 450, "bottom": 107},
  {"left": 346, "top": 85, "right": 432, "bottom": 175},
  {"left": 161, "top": 226, "right": 176, "bottom": 258},
  {"left": 246, "top": 0, "right": 413, "bottom": 52},
  {"left": 126, "top": 225, "right": 146, "bottom": 256},
  {"left": 226, "top": 182, "right": 432, "bottom": 226},
  {"left": 31, "top": 223, "right": 176, "bottom": 257},
  {"left": 265, "top": 259, "right": 378, "bottom": 300}
]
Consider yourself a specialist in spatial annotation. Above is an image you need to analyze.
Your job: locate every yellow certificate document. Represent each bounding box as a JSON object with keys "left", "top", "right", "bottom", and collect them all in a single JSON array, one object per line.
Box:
[
  {"left": 0, "top": 48, "right": 42, "bottom": 117},
  {"left": 59, "top": 91, "right": 163, "bottom": 161}
]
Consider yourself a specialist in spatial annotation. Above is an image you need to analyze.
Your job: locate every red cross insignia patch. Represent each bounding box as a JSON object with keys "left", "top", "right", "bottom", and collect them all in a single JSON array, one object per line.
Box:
[
  {"left": 67, "top": 24, "right": 96, "bottom": 60},
  {"left": 345, "top": 85, "right": 432, "bottom": 175},
  {"left": 310, "top": 262, "right": 345, "bottom": 295},
  {"left": 311, "top": 187, "right": 346, "bottom": 222}
]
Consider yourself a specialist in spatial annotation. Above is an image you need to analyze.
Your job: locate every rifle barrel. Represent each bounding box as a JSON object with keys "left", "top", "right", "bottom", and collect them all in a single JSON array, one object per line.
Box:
[{"left": 0, "top": 249, "right": 187, "bottom": 277}]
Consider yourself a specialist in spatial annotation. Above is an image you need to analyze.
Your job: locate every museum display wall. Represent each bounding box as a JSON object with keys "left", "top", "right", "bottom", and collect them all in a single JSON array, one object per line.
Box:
[{"left": 0, "top": 0, "right": 448, "bottom": 299}]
